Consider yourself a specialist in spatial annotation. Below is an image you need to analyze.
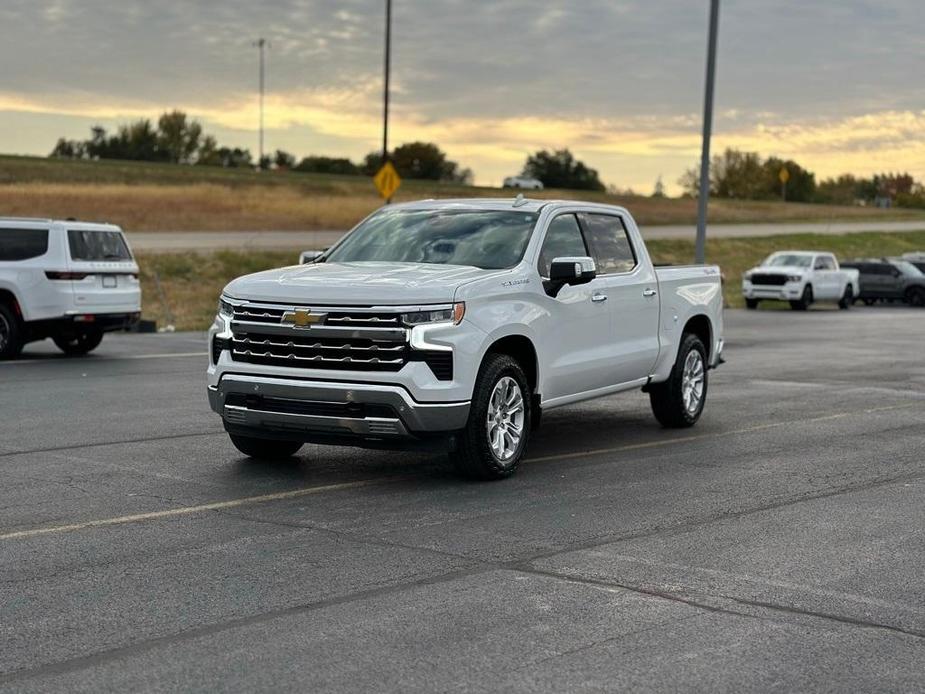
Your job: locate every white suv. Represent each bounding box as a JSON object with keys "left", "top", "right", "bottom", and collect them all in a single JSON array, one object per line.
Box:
[{"left": 0, "top": 218, "right": 141, "bottom": 359}]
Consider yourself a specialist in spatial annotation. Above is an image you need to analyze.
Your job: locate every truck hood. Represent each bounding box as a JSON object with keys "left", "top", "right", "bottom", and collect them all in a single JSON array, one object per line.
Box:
[
  {"left": 751, "top": 265, "right": 808, "bottom": 275},
  {"left": 223, "top": 261, "right": 499, "bottom": 306}
]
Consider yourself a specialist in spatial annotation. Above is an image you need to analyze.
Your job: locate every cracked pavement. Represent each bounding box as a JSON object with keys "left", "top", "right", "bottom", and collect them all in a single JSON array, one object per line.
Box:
[{"left": 1, "top": 307, "right": 923, "bottom": 692}]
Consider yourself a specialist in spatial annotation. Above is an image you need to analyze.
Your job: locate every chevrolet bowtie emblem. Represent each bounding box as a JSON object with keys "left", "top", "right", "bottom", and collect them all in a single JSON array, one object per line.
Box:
[{"left": 281, "top": 309, "right": 324, "bottom": 327}]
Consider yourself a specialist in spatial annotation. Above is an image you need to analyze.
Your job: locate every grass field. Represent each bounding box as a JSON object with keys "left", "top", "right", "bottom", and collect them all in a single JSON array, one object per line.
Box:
[
  {"left": 136, "top": 230, "right": 925, "bottom": 330},
  {"left": 3, "top": 155, "right": 924, "bottom": 231}
]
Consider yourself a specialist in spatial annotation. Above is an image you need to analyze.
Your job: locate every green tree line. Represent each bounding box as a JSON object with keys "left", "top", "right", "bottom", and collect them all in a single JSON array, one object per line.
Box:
[{"left": 679, "top": 148, "right": 925, "bottom": 208}]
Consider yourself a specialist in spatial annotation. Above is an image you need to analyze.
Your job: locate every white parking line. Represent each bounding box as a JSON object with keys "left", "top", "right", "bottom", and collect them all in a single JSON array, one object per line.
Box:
[
  {"left": 0, "top": 352, "right": 205, "bottom": 366},
  {"left": 0, "top": 477, "right": 403, "bottom": 541},
  {"left": 0, "top": 402, "right": 918, "bottom": 542}
]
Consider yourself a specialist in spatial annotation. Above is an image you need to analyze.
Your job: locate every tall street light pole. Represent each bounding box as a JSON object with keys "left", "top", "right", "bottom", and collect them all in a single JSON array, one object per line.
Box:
[
  {"left": 695, "top": 0, "right": 720, "bottom": 264},
  {"left": 255, "top": 38, "right": 267, "bottom": 169},
  {"left": 381, "top": 0, "right": 392, "bottom": 202},
  {"left": 382, "top": 0, "right": 392, "bottom": 163}
]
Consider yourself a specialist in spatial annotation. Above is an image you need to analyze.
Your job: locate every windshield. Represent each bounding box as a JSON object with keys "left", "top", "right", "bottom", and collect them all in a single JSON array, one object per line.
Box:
[
  {"left": 324, "top": 209, "right": 538, "bottom": 270},
  {"left": 764, "top": 253, "right": 812, "bottom": 268},
  {"left": 892, "top": 260, "right": 924, "bottom": 276},
  {"left": 68, "top": 229, "right": 132, "bottom": 261}
]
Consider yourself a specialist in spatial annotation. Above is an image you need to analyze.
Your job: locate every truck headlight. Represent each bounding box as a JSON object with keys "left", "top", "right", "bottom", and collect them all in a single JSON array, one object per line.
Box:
[
  {"left": 742, "top": 271, "right": 753, "bottom": 280},
  {"left": 218, "top": 297, "right": 234, "bottom": 318},
  {"left": 786, "top": 275, "right": 803, "bottom": 282},
  {"left": 402, "top": 303, "right": 465, "bottom": 326}
]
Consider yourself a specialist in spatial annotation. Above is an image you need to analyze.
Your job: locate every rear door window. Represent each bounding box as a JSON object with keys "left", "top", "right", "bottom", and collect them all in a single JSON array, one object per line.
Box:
[
  {"left": 0, "top": 228, "right": 49, "bottom": 261},
  {"left": 68, "top": 229, "right": 132, "bottom": 261},
  {"left": 579, "top": 213, "right": 637, "bottom": 275}
]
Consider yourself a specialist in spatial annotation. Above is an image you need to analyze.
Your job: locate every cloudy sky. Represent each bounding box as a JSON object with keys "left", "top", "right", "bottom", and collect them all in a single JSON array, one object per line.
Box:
[{"left": 1, "top": 0, "right": 923, "bottom": 193}]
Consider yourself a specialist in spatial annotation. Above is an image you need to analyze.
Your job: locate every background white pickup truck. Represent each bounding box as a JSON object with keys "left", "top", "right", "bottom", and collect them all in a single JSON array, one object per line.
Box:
[
  {"left": 208, "top": 199, "right": 724, "bottom": 479},
  {"left": 742, "top": 250, "right": 860, "bottom": 310}
]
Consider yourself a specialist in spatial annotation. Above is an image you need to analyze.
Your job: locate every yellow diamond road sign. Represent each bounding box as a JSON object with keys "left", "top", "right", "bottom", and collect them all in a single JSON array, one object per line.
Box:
[
  {"left": 373, "top": 161, "right": 401, "bottom": 200},
  {"left": 779, "top": 167, "right": 790, "bottom": 184}
]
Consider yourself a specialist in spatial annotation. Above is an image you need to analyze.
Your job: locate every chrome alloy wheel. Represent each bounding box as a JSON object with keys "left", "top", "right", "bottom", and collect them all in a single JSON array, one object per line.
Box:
[
  {"left": 0, "top": 312, "right": 9, "bottom": 352},
  {"left": 681, "top": 349, "right": 705, "bottom": 414},
  {"left": 486, "top": 376, "right": 525, "bottom": 462}
]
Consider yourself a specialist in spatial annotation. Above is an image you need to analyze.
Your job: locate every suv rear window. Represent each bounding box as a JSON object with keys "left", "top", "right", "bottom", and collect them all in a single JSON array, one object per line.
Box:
[
  {"left": 68, "top": 229, "right": 132, "bottom": 261},
  {"left": 0, "top": 228, "right": 49, "bottom": 261}
]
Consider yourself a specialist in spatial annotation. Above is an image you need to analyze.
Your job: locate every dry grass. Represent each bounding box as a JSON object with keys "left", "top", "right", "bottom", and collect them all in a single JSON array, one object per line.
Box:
[
  {"left": 4, "top": 182, "right": 924, "bottom": 232},
  {"left": 3, "top": 155, "right": 924, "bottom": 231},
  {"left": 138, "top": 230, "right": 925, "bottom": 330}
]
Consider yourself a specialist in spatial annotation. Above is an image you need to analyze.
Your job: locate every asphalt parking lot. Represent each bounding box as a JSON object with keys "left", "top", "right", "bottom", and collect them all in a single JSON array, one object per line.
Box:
[{"left": 1, "top": 306, "right": 923, "bottom": 692}]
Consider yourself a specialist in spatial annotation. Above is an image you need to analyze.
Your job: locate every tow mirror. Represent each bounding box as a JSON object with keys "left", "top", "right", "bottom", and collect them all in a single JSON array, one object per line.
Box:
[
  {"left": 546, "top": 256, "right": 596, "bottom": 297},
  {"left": 299, "top": 250, "right": 324, "bottom": 264}
]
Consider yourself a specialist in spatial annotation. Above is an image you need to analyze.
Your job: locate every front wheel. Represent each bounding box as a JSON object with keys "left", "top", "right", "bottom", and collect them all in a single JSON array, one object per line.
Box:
[
  {"left": 863, "top": 298, "right": 877, "bottom": 306},
  {"left": 790, "top": 285, "right": 813, "bottom": 311},
  {"left": 649, "top": 333, "right": 708, "bottom": 428},
  {"left": 229, "top": 434, "right": 303, "bottom": 460},
  {"left": 450, "top": 353, "right": 531, "bottom": 480},
  {"left": 905, "top": 286, "right": 925, "bottom": 307},
  {"left": 53, "top": 328, "right": 103, "bottom": 355},
  {"left": 745, "top": 298, "right": 759, "bottom": 310},
  {"left": 838, "top": 285, "right": 854, "bottom": 310}
]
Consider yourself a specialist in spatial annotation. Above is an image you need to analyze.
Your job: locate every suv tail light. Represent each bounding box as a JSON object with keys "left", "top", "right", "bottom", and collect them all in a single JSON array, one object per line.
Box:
[{"left": 46, "top": 271, "right": 89, "bottom": 280}]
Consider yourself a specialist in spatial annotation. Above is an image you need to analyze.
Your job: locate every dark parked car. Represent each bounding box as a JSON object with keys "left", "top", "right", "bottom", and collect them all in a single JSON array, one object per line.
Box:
[{"left": 840, "top": 258, "right": 925, "bottom": 307}]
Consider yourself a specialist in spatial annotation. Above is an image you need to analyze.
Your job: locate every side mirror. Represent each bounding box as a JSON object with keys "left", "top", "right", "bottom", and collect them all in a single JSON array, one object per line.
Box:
[
  {"left": 299, "top": 250, "right": 324, "bottom": 264},
  {"left": 546, "top": 256, "right": 596, "bottom": 297}
]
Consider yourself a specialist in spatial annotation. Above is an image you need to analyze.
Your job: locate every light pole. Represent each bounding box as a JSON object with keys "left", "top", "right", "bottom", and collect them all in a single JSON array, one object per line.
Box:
[
  {"left": 254, "top": 37, "right": 267, "bottom": 169},
  {"left": 382, "top": 1, "right": 392, "bottom": 163},
  {"left": 695, "top": 0, "right": 720, "bottom": 264}
]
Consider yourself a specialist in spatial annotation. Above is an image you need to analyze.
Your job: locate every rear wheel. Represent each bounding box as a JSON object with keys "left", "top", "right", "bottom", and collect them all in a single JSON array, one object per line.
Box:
[
  {"left": 838, "top": 285, "right": 854, "bottom": 310},
  {"left": 229, "top": 434, "right": 302, "bottom": 460},
  {"left": 0, "top": 303, "right": 24, "bottom": 360},
  {"left": 905, "top": 286, "right": 925, "bottom": 307},
  {"left": 649, "top": 333, "right": 708, "bottom": 428},
  {"left": 53, "top": 328, "right": 103, "bottom": 355},
  {"left": 790, "top": 285, "right": 813, "bottom": 311},
  {"left": 450, "top": 353, "right": 531, "bottom": 480},
  {"left": 745, "top": 298, "right": 759, "bottom": 310}
]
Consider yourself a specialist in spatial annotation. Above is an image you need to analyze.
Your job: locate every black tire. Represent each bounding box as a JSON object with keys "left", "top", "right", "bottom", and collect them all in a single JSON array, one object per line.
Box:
[
  {"left": 450, "top": 353, "right": 531, "bottom": 480},
  {"left": 53, "top": 328, "right": 103, "bottom": 355},
  {"left": 905, "top": 286, "right": 925, "bottom": 307},
  {"left": 790, "top": 285, "right": 813, "bottom": 311},
  {"left": 229, "top": 434, "right": 302, "bottom": 460},
  {"left": 0, "top": 303, "right": 24, "bottom": 360},
  {"left": 745, "top": 298, "right": 759, "bottom": 310},
  {"left": 649, "top": 333, "right": 708, "bottom": 429},
  {"left": 838, "top": 285, "right": 854, "bottom": 310},
  {"left": 863, "top": 298, "right": 876, "bottom": 306}
]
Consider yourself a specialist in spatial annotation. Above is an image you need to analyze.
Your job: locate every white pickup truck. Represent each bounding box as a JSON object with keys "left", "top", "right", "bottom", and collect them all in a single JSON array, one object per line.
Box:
[
  {"left": 208, "top": 199, "right": 724, "bottom": 479},
  {"left": 742, "top": 251, "right": 859, "bottom": 310}
]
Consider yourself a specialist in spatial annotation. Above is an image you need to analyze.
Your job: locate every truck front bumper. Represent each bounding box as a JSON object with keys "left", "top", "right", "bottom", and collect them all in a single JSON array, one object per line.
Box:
[
  {"left": 208, "top": 374, "right": 470, "bottom": 442},
  {"left": 742, "top": 282, "right": 804, "bottom": 301}
]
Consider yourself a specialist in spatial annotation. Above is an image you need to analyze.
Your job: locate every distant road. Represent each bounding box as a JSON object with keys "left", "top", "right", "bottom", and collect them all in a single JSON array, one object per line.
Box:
[{"left": 126, "top": 220, "right": 925, "bottom": 253}]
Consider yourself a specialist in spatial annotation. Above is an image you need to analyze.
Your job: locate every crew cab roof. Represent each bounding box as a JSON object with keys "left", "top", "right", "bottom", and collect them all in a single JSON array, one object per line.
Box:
[{"left": 387, "top": 197, "right": 630, "bottom": 216}]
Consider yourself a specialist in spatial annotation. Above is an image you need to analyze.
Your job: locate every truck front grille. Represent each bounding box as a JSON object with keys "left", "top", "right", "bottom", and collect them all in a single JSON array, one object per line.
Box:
[
  {"left": 749, "top": 273, "right": 788, "bottom": 286},
  {"left": 230, "top": 333, "right": 408, "bottom": 372},
  {"left": 228, "top": 302, "right": 453, "bottom": 379},
  {"left": 231, "top": 305, "right": 403, "bottom": 327}
]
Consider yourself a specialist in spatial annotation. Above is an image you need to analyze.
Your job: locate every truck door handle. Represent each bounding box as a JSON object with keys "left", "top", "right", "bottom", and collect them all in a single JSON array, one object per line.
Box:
[
  {"left": 643, "top": 288, "right": 657, "bottom": 297},
  {"left": 591, "top": 293, "right": 608, "bottom": 303}
]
